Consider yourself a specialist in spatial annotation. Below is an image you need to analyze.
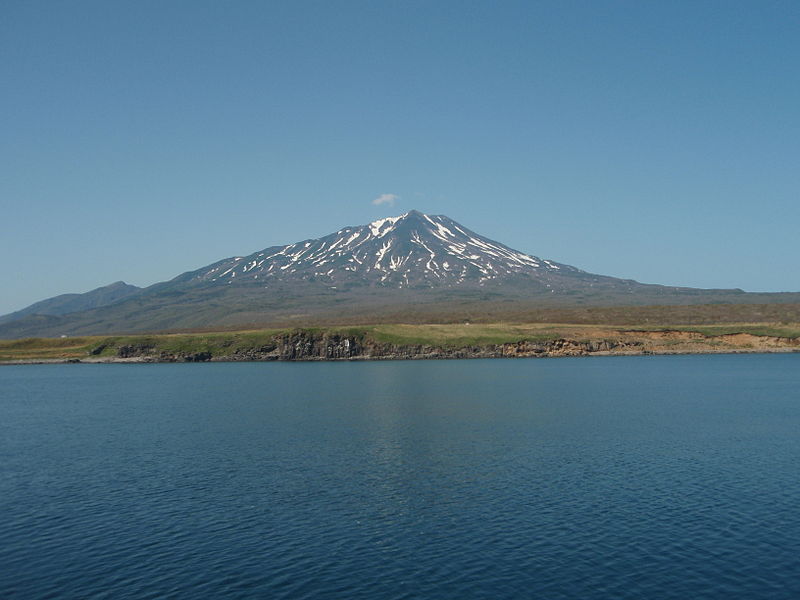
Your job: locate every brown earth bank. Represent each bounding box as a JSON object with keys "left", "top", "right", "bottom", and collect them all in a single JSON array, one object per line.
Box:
[
  {"left": 161, "top": 302, "right": 800, "bottom": 333},
  {"left": 2, "top": 324, "right": 799, "bottom": 364}
]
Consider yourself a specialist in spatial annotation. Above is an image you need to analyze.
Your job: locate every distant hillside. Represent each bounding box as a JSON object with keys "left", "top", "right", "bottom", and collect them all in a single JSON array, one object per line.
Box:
[{"left": 0, "top": 282, "right": 141, "bottom": 326}]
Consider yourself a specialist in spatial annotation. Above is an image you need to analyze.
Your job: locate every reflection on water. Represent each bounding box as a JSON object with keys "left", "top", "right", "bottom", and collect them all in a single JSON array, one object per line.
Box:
[{"left": 1, "top": 355, "right": 800, "bottom": 599}]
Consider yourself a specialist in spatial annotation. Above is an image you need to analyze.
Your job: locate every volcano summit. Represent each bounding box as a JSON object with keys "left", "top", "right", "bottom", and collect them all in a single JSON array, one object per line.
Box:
[{"left": 182, "top": 209, "right": 583, "bottom": 291}]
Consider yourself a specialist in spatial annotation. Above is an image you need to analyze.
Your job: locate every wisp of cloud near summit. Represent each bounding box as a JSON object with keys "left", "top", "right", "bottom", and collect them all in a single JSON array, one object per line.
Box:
[{"left": 372, "top": 193, "right": 399, "bottom": 207}]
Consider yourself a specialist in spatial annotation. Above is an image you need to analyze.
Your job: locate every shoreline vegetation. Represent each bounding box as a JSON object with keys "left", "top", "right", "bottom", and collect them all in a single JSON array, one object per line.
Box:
[{"left": 2, "top": 322, "right": 799, "bottom": 364}]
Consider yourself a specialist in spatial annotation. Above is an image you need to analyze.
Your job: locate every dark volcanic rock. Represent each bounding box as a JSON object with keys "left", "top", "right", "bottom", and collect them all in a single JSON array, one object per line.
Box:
[
  {"left": 117, "top": 344, "right": 154, "bottom": 358},
  {"left": 274, "top": 332, "right": 363, "bottom": 359}
]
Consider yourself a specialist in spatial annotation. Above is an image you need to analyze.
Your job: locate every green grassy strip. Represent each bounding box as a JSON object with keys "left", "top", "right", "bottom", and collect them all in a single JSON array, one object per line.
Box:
[{"left": 369, "top": 324, "right": 564, "bottom": 347}]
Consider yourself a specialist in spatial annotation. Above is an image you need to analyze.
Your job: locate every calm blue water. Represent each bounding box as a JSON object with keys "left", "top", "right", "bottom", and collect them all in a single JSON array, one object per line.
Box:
[{"left": 1, "top": 354, "right": 799, "bottom": 599}]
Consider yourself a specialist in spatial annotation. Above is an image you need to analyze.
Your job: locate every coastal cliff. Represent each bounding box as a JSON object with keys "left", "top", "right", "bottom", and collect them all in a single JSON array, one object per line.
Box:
[
  {"left": 80, "top": 329, "right": 794, "bottom": 362},
  {"left": 2, "top": 324, "right": 798, "bottom": 364},
  {"left": 228, "top": 331, "right": 646, "bottom": 362}
]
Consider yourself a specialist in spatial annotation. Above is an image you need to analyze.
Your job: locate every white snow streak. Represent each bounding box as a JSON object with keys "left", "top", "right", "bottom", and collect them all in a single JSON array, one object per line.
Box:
[{"left": 369, "top": 213, "right": 406, "bottom": 237}]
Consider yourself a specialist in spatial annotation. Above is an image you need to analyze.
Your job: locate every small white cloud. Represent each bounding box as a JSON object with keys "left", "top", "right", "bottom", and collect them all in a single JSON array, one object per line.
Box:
[{"left": 372, "top": 193, "right": 399, "bottom": 207}]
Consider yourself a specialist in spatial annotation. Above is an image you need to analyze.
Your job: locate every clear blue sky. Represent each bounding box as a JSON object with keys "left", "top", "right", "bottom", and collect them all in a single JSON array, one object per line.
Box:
[{"left": 2, "top": 0, "right": 798, "bottom": 315}]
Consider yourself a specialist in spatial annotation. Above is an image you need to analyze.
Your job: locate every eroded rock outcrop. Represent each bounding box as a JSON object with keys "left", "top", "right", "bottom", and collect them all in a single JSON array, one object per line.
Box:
[{"left": 221, "top": 332, "right": 645, "bottom": 361}]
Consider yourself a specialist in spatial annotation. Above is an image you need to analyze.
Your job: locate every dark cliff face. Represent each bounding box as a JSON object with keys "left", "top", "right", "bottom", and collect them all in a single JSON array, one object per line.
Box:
[
  {"left": 274, "top": 331, "right": 363, "bottom": 360},
  {"left": 96, "top": 331, "right": 644, "bottom": 362}
]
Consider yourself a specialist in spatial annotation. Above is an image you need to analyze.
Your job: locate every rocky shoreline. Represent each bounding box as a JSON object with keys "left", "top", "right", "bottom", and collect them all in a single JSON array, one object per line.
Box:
[{"left": 3, "top": 329, "right": 798, "bottom": 364}]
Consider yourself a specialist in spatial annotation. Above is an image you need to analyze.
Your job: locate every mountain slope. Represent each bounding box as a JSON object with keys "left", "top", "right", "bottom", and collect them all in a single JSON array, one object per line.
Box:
[
  {"left": 176, "top": 210, "right": 582, "bottom": 290},
  {"left": 1, "top": 211, "right": 796, "bottom": 339},
  {"left": 166, "top": 209, "right": 676, "bottom": 299},
  {"left": 0, "top": 281, "right": 142, "bottom": 326}
]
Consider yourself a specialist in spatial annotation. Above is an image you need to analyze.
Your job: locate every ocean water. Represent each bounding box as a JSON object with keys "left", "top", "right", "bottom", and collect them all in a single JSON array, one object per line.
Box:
[{"left": 1, "top": 354, "right": 799, "bottom": 599}]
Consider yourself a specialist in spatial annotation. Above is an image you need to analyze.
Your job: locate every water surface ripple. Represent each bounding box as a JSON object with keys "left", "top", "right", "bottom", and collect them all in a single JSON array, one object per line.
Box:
[{"left": 1, "top": 355, "right": 799, "bottom": 598}]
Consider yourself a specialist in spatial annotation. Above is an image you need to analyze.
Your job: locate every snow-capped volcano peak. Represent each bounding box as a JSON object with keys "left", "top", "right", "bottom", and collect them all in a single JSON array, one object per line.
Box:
[{"left": 191, "top": 210, "right": 580, "bottom": 289}]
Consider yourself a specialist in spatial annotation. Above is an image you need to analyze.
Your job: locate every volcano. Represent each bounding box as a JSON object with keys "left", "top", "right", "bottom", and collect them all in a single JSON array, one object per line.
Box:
[{"left": 1, "top": 210, "right": 782, "bottom": 338}]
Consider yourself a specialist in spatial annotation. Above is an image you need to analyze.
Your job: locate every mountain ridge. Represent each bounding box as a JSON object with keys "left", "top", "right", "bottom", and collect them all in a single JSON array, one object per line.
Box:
[
  {"left": 2, "top": 211, "right": 797, "bottom": 339},
  {"left": 0, "top": 281, "right": 141, "bottom": 326}
]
